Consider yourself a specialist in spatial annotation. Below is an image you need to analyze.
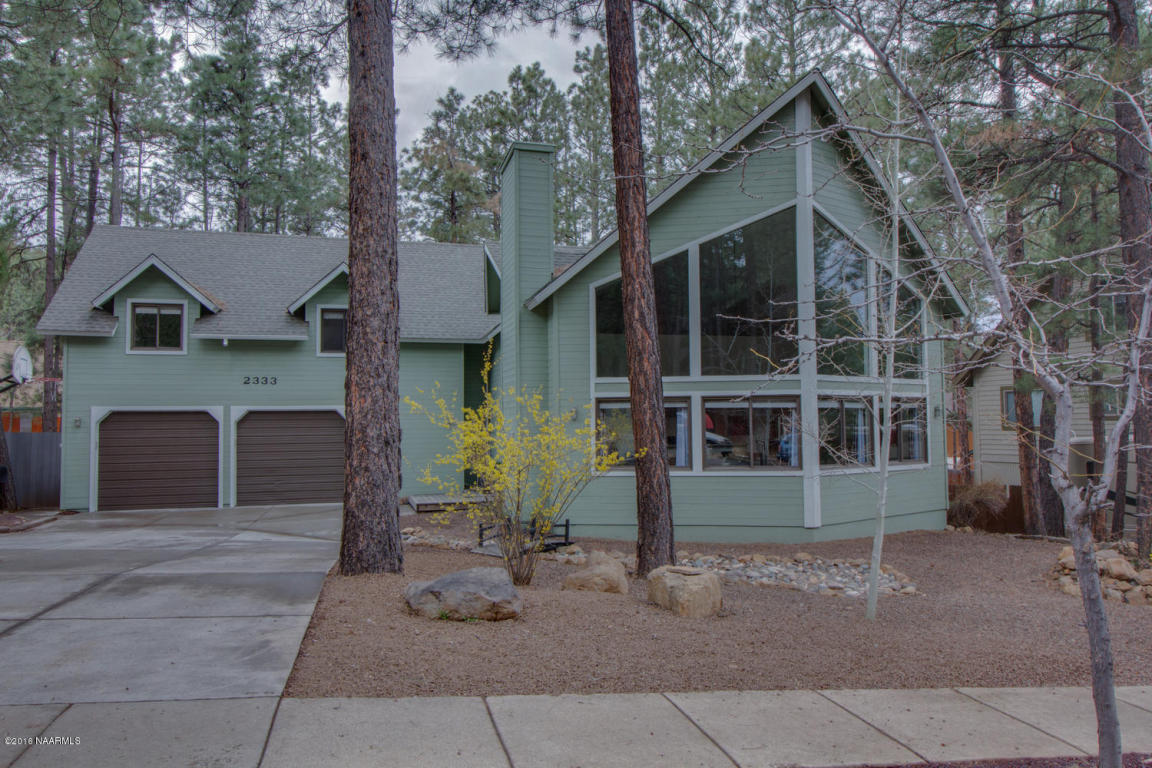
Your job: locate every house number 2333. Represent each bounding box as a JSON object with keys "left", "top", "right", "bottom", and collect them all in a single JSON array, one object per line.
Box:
[{"left": 243, "top": 376, "right": 278, "bottom": 385}]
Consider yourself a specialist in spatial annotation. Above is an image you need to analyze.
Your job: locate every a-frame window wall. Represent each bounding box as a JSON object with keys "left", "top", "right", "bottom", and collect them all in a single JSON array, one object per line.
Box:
[{"left": 589, "top": 203, "right": 928, "bottom": 475}]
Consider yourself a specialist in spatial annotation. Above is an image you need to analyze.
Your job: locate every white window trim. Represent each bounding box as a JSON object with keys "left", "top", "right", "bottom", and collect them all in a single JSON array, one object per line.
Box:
[
  {"left": 700, "top": 396, "right": 802, "bottom": 473},
  {"left": 595, "top": 397, "right": 694, "bottom": 473},
  {"left": 588, "top": 201, "right": 799, "bottom": 383},
  {"left": 315, "top": 304, "right": 348, "bottom": 357},
  {"left": 125, "top": 298, "right": 189, "bottom": 356},
  {"left": 89, "top": 405, "right": 225, "bottom": 512},
  {"left": 886, "top": 397, "right": 932, "bottom": 467}
]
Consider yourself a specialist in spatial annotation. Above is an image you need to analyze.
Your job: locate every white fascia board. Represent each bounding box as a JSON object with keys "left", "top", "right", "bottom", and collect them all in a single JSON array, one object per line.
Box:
[
  {"left": 523, "top": 70, "right": 969, "bottom": 319},
  {"left": 400, "top": 326, "right": 501, "bottom": 345},
  {"left": 287, "top": 263, "right": 348, "bottom": 313},
  {"left": 91, "top": 254, "right": 221, "bottom": 314},
  {"left": 483, "top": 243, "right": 501, "bottom": 277},
  {"left": 37, "top": 322, "right": 118, "bottom": 338},
  {"left": 190, "top": 333, "right": 308, "bottom": 341},
  {"left": 524, "top": 71, "right": 826, "bottom": 311}
]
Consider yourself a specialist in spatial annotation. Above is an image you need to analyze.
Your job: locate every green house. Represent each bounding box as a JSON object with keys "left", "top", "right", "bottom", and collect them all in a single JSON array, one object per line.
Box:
[{"left": 38, "top": 72, "right": 966, "bottom": 542}]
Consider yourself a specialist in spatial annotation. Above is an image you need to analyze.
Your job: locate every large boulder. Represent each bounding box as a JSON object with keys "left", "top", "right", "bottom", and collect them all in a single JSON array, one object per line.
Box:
[
  {"left": 404, "top": 567, "right": 522, "bottom": 621},
  {"left": 1103, "top": 558, "right": 1139, "bottom": 582},
  {"left": 1135, "top": 569, "right": 1152, "bottom": 587},
  {"left": 563, "top": 551, "right": 628, "bottom": 594},
  {"left": 647, "top": 565, "right": 722, "bottom": 618}
]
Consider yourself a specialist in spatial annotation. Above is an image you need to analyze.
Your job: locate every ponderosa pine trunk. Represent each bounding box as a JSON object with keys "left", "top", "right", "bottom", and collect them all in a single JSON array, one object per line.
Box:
[
  {"left": 1037, "top": 271, "right": 1071, "bottom": 538},
  {"left": 604, "top": 0, "right": 674, "bottom": 576},
  {"left": 108, "top": 88, "right": 122, "bottom": 226},
  {"left": 0, "top": 430, "right": 15, "bottom": 511},
  {"left": 1112, "top": 423, "right": 1130, "bottom": 537},
  {"left": 43, "top": 134, "right": 60, "bottom": 434},
  {"left": 952, "top": 320, "right": 973, "bottom": 484},
  {"left": 1108, "top": 0, "right": 1152, "bottom": 563},
  {"left": 339, "top": 0, "right": 403, "bottom": 575},
  {"left": 999, "top": 16, "right": 1044, "bottom": 536},
  {"left": 1090, "top": 268, "right": 1108, "bottom": 540},
  {"left": 86, "top": 121, "right": 101, "bottom": 236}
]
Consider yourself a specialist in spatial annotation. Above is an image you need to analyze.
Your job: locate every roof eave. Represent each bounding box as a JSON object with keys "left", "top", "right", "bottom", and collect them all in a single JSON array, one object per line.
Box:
[
  {"left": 525, "top": 72, "right": 828, "bottom": 311},
  {"left": 35, "top": 323, "right": 118, "bottom": 338},
  {"left": 287, "top": 263, "right": 348, "bottom": 313},
  {"left": 91, "top": 254, "right": 222, "bottom": 313}
]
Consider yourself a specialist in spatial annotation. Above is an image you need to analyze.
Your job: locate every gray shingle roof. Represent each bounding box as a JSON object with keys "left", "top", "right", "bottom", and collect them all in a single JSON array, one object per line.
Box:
[
  {"left": 37, "top": 226, "right": 501, "bottom": 342},
  {"left": 481, "top": 242, "right": 589, "bottom": 278}
]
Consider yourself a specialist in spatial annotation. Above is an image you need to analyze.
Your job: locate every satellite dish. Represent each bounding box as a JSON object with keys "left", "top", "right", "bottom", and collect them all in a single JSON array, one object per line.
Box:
[{"left": 11, "top": 346, "right": 32, "bottom": 384}]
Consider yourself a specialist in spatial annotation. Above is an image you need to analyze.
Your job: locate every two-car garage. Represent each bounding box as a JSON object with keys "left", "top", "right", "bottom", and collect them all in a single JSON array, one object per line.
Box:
[{"left": 94, "top": 409, "right": 345, "bottom": 511}]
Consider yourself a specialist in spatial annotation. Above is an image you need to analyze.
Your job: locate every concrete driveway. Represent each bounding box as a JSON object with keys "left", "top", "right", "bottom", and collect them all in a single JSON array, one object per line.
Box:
[{"left": 0, "top": 504, "right": 338, "bottom": 713}]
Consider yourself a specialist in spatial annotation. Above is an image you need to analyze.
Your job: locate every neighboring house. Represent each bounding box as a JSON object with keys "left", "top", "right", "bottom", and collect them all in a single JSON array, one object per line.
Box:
[
  {"left": 956, "top": 337, "right": 1135, "bottom": 497},
  {"left": 38, "top": 71, "right": 967, "bottom": 542}
]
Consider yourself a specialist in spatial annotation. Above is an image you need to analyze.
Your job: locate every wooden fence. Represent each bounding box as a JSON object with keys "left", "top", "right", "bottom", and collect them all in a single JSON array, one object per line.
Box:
[{"left": 3, "top": 432, "right": 61, "bottom": 510}]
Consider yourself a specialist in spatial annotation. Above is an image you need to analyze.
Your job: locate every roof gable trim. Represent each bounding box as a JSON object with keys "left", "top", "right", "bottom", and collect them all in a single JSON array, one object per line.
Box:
[
  {"left": 287, "top": 263, "right": 348, "bottom": 313},
  {"left": 91, "top": 254, "right": 222, "bottom": 313},
  {"left": 524, "top": 71, "right": 969, "bottom": 319},
  {"left": 524, "top": 72, "right": 824, "bottom": 310}
]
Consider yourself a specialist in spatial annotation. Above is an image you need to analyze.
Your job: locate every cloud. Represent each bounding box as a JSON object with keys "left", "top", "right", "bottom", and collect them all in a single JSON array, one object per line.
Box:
[{"left": 325, "top": 27, "right": 592, "bottom": 150}]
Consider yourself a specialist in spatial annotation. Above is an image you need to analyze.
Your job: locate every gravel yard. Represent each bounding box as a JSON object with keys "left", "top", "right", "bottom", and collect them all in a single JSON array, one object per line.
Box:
[{"left": 285, "top": 519, "right": 1152, "bottom": 699}]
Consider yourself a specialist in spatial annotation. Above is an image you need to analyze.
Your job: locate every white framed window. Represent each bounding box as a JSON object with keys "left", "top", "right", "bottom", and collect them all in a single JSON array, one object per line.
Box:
[
  {"left": 702, "top": 397, "right": 800, "bottom": 470},
  {"left": 818, "top": 399, "right": 874, "bottom": 466},
  {"left": 888, "top": 399, "right": 928, "bottom": 464},
  {"left": 596, "top": 398, "right": 692, "bottom": 469},
  {"left": 317, "top": 305, "right": 347, "bottom": 356},
  {"left": 594, "top": 252, "right": 690, "bottom": 377},
  {"left": 126, "top": 300, "right": 187, "bottom": 355}
]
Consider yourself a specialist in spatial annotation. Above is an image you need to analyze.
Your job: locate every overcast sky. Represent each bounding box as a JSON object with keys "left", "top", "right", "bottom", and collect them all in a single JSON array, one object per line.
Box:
[{"left": 325, "top": 27, "right": 591, "bottom": 150}]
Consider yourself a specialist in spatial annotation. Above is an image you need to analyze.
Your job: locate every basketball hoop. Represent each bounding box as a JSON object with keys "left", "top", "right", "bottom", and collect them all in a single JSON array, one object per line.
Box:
[{"left": 1, "top": 347, "right": 36, "bottom": 395}]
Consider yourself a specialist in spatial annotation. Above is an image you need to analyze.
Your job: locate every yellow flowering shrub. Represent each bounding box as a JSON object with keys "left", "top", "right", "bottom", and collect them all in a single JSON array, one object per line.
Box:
[{"left": 406, "top": 350, "right": 622, "bottom": 585}]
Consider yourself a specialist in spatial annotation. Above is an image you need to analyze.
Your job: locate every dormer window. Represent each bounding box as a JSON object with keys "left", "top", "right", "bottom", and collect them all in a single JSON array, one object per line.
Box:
[
  {"left": 318, "top": 307, "right": 347, "bottom": 355},
  {"left": 130, "top": 302, "right": 184, "bottom": 352}
]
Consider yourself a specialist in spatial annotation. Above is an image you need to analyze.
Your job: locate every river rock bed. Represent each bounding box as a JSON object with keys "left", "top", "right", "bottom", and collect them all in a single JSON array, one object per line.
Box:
[
  {"left": 556, "top": 545, "right": 917, "bottom": 598},
  {"left": 676, "top": 550, "right": 917, "bottom": 598},
  {"left": 401, "top": 528, "right": 918, "bottom": 599}
]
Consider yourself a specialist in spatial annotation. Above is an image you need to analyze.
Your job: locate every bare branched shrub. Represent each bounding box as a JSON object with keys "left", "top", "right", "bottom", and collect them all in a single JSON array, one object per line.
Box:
[{"left": 947, "top": 482, "right": 1008, "bottom": 529}]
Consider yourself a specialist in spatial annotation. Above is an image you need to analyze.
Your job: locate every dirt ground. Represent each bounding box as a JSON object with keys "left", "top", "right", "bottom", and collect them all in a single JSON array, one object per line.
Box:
[{"left": 285, "top": 517, "right": 1152, "bottom": 699}]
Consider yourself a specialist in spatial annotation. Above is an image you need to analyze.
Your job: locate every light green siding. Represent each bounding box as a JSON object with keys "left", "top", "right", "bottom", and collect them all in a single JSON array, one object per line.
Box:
[
  {"left": 498, "top": 144, "right": 554, "bottom": 410},
  {"left": 540, "top": 92, "right": 948, "bottom": 542},
  {"left": 60, "top": 267, "right": 463, "bottom": 510}
]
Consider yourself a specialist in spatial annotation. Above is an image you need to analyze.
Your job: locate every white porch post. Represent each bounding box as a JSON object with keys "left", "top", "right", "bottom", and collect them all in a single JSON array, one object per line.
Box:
[{"left": 795, "top": 89, "right": 822, "bottom": 529}]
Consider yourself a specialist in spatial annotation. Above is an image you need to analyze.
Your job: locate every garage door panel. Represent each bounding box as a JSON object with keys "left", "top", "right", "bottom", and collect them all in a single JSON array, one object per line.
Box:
[
  {"left": 98, "top": 411, "right": 219, "bottom": 511},
  {"left": 236, "top": 411, "right": 345, "bottom": 505}
]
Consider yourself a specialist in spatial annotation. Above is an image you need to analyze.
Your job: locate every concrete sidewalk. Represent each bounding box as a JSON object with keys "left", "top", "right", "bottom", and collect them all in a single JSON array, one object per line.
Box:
[{"left": 3, "top": 686, "right": 1151, "bottom": 767}]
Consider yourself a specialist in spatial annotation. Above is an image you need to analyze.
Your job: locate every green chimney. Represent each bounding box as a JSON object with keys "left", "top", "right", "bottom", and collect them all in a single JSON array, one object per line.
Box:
[{"left": 498, "top": 142, "right": 555, "bottom": 404}]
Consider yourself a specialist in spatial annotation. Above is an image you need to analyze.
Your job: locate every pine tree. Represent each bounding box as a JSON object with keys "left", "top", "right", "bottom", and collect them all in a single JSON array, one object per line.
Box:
[
  {"left": 400, "top": 88, "right": 489, "bottom": 242},
  {"left": 566, "top": 44, "right": 615, "bottom": 243}
]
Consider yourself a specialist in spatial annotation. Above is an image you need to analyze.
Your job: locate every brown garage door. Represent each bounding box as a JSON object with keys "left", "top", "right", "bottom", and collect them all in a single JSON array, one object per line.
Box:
[
  {"left": 98, "top": 411, "right": 219, "bottom": 511},
  {"left": 236, "top": 410, "right": 345, "bottom": 505}
]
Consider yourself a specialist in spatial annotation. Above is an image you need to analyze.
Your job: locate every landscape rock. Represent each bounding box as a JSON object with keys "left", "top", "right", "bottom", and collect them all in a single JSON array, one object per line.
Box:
[
  {"left": 404, "top": 567, "right": 522, "bottom": 621},
  {"left": 563, "top": 551, "right": 628, "bottom": 594},
  {"left": 648, "top": 566, "right": 722, "bottom": 618},
  {"left": 1127, "top": 588, "right": 1149, "bottom": 606},
  {"left": 1136, "top": 569, "right": 1152, "bottom": 587},
  {"left": 1103, "top": 558, "right": 1139, "bottom": 582},
  {"left": 1061, "top": 582, "right": 1081, "bottom": 597}
]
